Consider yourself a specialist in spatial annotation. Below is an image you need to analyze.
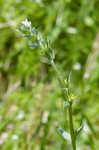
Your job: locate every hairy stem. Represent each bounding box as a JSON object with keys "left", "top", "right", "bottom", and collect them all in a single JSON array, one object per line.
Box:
[
  {"left": 51, "top": 61, "right": 67, "bottom": 100},
  {"left": 51, "top": 61, "right": 64, "bottom": 87},
  {"left": 51, "top": 60, "right": 76, "bottom": 150}
]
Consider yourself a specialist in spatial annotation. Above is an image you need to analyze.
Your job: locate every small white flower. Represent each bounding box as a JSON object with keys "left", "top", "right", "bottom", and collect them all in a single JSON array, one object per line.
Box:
[
  {"left": 67, "top": 27, "right": 77, "bottom": 34},
  {"left": 12, "top": 134, "right": 19, "bottom": 140},
  {"left": 21, "top": 19, "right": 31, "bottom": 28},
  {"left": 73, "top": 63, "right": 81, "bottom": 70}
]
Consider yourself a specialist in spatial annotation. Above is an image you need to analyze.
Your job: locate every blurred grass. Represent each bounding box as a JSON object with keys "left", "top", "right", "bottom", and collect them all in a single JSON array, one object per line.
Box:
[{"left": 0, "top": 0, "right": 99, "bottom": 149}]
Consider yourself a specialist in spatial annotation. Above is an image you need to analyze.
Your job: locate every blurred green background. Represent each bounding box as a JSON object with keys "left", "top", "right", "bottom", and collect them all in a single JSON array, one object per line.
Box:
[{"left": 0, "top": 0, "right": 99, "bottom": 150}]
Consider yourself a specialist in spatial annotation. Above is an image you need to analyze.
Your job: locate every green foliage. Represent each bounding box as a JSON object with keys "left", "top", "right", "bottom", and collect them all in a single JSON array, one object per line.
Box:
[{"left": 0, "top": 0, "right": 99, "bottom": 150}]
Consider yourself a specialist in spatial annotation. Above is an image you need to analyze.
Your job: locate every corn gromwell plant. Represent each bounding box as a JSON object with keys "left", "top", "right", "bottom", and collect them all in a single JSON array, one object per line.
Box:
[{"left": 18, "top": 19, "right": 83, "bottom": 150}]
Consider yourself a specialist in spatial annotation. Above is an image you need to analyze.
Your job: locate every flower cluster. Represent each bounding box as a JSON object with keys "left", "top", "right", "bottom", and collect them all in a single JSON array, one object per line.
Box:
[
  {"left": 19, "top": 19, "right": 55, "bottom": 64},
  {"left": 21, "top": 19, "right": 31, "bottom": 28}
]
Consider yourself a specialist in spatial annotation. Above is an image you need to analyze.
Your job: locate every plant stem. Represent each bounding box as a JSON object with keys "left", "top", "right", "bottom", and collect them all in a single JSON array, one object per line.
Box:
[
  {"left": 68, "top": 103, "right": 76, "bottom": 150},
  {"left": 51, "top": 60, "right": 76, "bottom": 150},
  {"left": 51, "top": 61, "right": 64, "bottom": 88},
  {"left": 51, "top": 61, "right": 67, "bottom": 100}
]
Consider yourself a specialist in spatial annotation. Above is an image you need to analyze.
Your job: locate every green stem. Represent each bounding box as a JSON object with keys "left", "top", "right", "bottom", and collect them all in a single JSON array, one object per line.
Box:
[
  {"left": 51, "top": 61, "right": 67, "bottom": 100},
  {"left": 68, "top": 103, "right": 76, "bottom": 150},
  {"left": 51, "top": 61, "right": 64, "bottom": 87},
  {"left": 51, "top": 60, "right": 76, "bottom": 150}
]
